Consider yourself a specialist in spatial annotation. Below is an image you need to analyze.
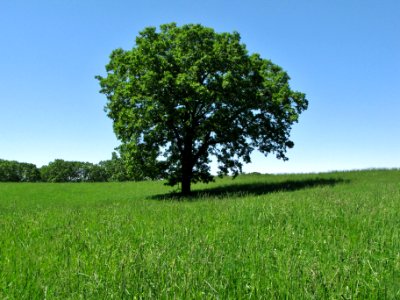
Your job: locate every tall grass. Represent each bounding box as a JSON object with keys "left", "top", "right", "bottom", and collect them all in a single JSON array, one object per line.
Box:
[{"left": 0, "top": 169, "right": 399, "bottom": 298}]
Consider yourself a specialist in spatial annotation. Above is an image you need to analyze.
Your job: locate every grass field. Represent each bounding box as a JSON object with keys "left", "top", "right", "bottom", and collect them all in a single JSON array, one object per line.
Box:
[{"left": 1, "top": 169, "right": 399, "bottom": 299}]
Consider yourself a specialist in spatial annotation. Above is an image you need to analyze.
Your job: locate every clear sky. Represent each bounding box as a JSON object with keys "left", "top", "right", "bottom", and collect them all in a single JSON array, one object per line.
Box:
[{"left": 1, "top": 0, "right": 399, "bottom": 174}]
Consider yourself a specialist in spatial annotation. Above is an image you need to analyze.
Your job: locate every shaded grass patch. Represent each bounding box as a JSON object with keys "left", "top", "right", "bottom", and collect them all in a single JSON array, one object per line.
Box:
[{"left": 151, "top": 177, "right": 348, "bottom": 201}]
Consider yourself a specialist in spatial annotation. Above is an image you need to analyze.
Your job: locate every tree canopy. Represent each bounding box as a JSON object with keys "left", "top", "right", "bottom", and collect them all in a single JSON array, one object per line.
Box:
[
  {"left": 40, "top": 159, "right": 108, "bottom": 182},
  {"left": 96, "top": 23, "right": 308, "bottom": 194},
  {"left": 0, "top": 159, "right": 40, "bottom": 182},
  {"left": 0, "top": 156, "right": 139, "bottom": 183}
]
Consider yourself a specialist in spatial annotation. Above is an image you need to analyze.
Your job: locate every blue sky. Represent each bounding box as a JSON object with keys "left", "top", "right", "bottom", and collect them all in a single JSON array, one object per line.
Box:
[{"left": 1, "top": 0, "right": 399, "bottom": 173}]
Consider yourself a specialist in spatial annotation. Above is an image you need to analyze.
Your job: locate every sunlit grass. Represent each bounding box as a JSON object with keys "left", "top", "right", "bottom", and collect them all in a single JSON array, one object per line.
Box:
[{"left": 1, "top": 169, "right": 399, "bottom": 298}]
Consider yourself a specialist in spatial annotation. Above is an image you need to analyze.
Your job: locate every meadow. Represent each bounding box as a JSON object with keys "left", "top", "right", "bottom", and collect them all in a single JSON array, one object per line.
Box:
[{"left": 0, "top": 169, "right": 399, "bottom": 299}]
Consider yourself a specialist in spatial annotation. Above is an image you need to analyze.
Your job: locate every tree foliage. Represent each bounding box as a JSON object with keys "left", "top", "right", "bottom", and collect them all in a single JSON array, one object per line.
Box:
[
  {"left": 99, "top": 151, "right": 138, "bottom": 181},
  {"left": 0, "top": 156, "right": 143, "bottom": 183},
  {"left": 0, "top": 159, "right": 41, "bottom": 182},
  {"left": 98, "top": 23, "right": 308, "bottom": 194},
  {"left": 40, "top": 159, "right": 108, "bottom": 182}
]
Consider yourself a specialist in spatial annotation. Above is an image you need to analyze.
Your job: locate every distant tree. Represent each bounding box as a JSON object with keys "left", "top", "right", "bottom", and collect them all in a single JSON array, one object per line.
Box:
[
  {"left": 97, "top": 23, "right": 308, "bottom": 194},
  {"left": 0, "top": 160, "right": 18, "bottom": 181},
  {"left": 84, "top": 163, "right": 108, "bottom": 182},
  {"left": 40, "top": 159, "right": 108, "bottom": 182},
  {"left": 17, "top": 162, "right": 41, "bottom": 182},
  {"left": 0, "top": 159, "right": 40, "bottom": 182},
  {"left": 99, "top": 152, "right": 127, "bottom": 181},
  {"left": 118, "top": 147, "right": 166, "bottom": 181},
  {"left": 40, "top": 159, "right": 74, "bottom": 182},
  {"left": 99, "top": 151, "right": 151, "bottom": 182}
]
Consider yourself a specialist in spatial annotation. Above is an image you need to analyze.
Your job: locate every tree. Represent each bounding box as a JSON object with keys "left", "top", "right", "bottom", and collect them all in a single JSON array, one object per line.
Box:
[
  {"left": 96, "top": 23, "right": 308, "bottom": 195},
  {"left": 40, "top": 159, "right": 77, "bottom": 182},
  {"left": 0, "top": 159, "right": 40, "bottom": 182},
  {"left": 17, "top": 162, "right": 41, "bottom": 182},
  {"left": 40, "top": 159, "right": 108, "bottom": 182},
  {"left": 99, "top": 152, "right": 132, "bottom": 181},
  {"left": 0, "top": 159, "right": 20, "bottom": 182},
  {"left": 81, "top": 162, "right": 108, "bottom": 182}
]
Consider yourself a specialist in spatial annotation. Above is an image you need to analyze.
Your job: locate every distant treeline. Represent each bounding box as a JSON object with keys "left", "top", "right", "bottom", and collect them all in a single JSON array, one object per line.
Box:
[{"left": 0, "top": 153, "right": 144, "bottom": 182}]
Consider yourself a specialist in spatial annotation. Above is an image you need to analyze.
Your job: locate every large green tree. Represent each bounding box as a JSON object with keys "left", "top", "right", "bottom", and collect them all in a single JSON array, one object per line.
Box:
[{"left": 96, "top": 23, "right": 308, "bottom": 194}]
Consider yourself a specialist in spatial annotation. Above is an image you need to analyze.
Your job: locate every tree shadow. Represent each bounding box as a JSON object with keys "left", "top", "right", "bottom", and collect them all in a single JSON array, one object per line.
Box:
[{"left": 151, "top": 177, "right": 349, "bottom": 201}]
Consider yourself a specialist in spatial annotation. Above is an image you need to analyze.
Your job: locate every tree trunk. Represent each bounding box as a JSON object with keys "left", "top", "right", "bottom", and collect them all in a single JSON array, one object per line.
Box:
[
  {"left": 181, "top": 170, "right": 191, "bottom": 195},
  {"left": 181, "top": 136, "right": 193, "bottom": 195}
]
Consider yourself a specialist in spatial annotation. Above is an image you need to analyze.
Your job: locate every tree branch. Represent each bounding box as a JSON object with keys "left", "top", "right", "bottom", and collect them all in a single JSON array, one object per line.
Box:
[{"left": 194, "top": 131, "right": 213, "bottom": 162}]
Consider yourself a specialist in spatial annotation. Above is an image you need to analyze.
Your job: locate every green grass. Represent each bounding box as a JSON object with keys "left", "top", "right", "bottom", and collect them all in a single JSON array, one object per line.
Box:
[{"left": 1, "top": 169, "right": 399, "bottom": 299}]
